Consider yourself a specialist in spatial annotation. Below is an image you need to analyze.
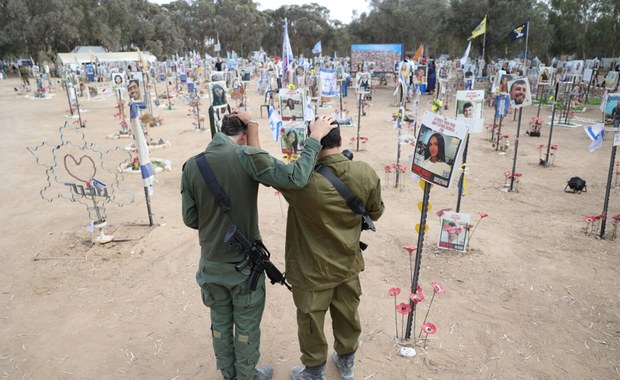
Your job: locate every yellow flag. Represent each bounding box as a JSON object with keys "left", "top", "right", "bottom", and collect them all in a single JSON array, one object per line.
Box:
[{"left": 468, "top": 16, "right": 486, "bottom": 41}]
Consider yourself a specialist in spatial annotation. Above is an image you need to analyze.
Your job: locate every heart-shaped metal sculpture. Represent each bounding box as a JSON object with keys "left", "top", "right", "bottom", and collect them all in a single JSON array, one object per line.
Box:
[{"left": 63, "top": 154, "right": 96, "bottom": 183}]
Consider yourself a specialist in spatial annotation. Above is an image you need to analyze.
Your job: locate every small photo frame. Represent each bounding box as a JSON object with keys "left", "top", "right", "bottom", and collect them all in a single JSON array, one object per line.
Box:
[
  {"left": 455, "top": 90, "right": 485, "bottom": 133},
  {"left": 279, "top": 89, "right": 305, "bottom": 121},
  {"left": 411, "top": 112, "right": 468, "bottom": 188},
  {"left": 537, "top": 67, "right": 553, "bottom": 85},
  {"left": 209, "top": 81, "right": 228, "bottom": 107},
  {"left": 280, "top": 124, "right": 307, "bottom": 154},
  {"left": 438, "top": 211, "right": 470, "bottom": 252},
  {"left": 356, "top": 72, "right": 371, "bottom": 93},
  {"left": 127, "top": 78, "right": 145, "bottom": 103},
  {"left": 508, "top": 77, "right": 532, "bottom": 108},
  {"left": 112, "top": 73, "right": 126, "bottom": 90}
]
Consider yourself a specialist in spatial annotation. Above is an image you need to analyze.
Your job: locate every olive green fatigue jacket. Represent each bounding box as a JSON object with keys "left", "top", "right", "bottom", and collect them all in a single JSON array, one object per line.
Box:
[
  {"left": 181, "top": 132, "right": 322, "bottom": 287},
  {"left": 280, "top": 154, "right": 385, "bottom": 291}
]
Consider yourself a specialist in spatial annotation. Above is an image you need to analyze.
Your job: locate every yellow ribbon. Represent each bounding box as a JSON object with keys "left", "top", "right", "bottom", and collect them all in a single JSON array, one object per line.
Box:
[{"left": 460, "top": 164, "right": 470, "bottom": 196}]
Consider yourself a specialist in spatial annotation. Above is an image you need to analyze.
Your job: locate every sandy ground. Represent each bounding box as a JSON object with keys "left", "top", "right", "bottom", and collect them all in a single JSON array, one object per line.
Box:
[{"left": 1, "top": 73, "right": 619, "bottom": 380}]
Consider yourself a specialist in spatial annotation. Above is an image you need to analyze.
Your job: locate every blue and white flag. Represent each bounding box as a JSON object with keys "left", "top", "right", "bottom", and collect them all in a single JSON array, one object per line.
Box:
[
  {"left": 130, "top": 103, "right": 155, "bottom": 195},
  {"left": 304, "top": 99, "right": 315, "bottom": 122},
  {"left": 268, "top": 105, "right": 282, "bottom": 142},
  {"left": 312, "top": 41, "right": 322, "bottom": 55},
  {"left": 584, "top": 124, "right": 605, "bottom": 152},
  {"left": 319, "top": 67, "right": 338, "bottom": 97},
  {"left": 282, "top": 18, "right": 294, "bottom": 85}
]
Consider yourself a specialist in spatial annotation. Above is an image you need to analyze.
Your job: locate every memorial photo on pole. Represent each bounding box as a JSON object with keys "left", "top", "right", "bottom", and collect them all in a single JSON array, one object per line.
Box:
[{"left": 411, "top": 112, "right": 468, "bottom": 188}]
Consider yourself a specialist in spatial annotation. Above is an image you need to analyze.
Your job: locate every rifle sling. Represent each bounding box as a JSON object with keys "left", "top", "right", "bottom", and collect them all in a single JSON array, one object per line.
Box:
[
  {"left": 194, "top": 152, "right": 231, "bottom": 214},
  {"left": 314, "top": 164, "right": 368, "bottom": 217}
]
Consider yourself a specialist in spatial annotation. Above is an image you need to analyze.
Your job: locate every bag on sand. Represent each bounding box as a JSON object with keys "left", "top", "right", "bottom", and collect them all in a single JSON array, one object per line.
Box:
[{"left": 564, "top": 177, "right": 587, "bottom": 193}]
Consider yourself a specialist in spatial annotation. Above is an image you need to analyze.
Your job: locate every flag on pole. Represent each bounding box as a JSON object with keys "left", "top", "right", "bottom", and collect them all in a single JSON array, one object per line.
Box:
[
  {"left": 282, "top": 18, "right": 294, "bottom": 85},
  {"left": 129, "top": 103, "right": 155, "bottom": 195},
  {"left": 304, "top": 99, "right": 315, "bottom": 122},
  {"left": 312, "top": 41, "right": 322, "bottom": 55},
  {"left": 584, "top": 124, "right": 605, "bottom": 152},
  {"left": 214, "top": 33, "right": 221, "bottom": 52},
  {"left": 460, "top": 41, "right": 472, "bottom": 66},
  {"left": 468, "top": 16, "right": 487, "bottom": 41},
  {"left": 268, "top": 105, "right": 282, "bottom": 142},
  {"left": 508, "top": 22, "right": 528, "bottom": 42},
  {"left": 412, "top": 43, "right": 424, "bottom": 61}
]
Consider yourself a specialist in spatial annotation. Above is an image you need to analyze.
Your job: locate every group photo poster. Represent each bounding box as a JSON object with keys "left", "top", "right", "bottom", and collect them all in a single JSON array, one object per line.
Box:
[
  {"left": 411, "top": 112, "right": 468, "bottom": 188},
  {"left": 438, "top": 211, "right": 471, "bottom": 252},
  {"left": 455, "top": 90, "right": 485, "bottom": 133},
  {"left": 279, "top": 88, "right": 305, "bottom": 121},
  {"left": 350, "top": 43, "right": 404, "bottom": 74}
]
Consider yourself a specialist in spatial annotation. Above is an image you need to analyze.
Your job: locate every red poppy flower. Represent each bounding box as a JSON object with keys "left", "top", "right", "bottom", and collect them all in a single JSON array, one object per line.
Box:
[
  {"left": 409, "top": 292, "right": 425, "bottom": 304},
  {"left": 388, "top": 287, "right": 401, "bottom": 297},
  {"left": 402, "top": 245, "right": 416, "bottom": 256},
  {"left": 416, "top": 284, "right": 422, "bottom": 294},
  {"left": 384, "top": 165, "right": 392, "bottom": 173},
  {"left": 551, "top": 145, "right": 559, "bottom": 150},
  {"left": 479, "top": 212, "right": 489, "bottom": 218},
  {"left": 396, "top": 303, "right": 411, "bottom": 314},
  {"left": 436, "top": 208, "right": 452, "bottom": 217},
  {"left": 421, "top": 322, "right": 437, "bottom": 335},
  {"left": 583, "top": 216, "right": 594, "bottom": 224},
  {"left": 431, "top": 280, "right": 446, "bottom": 294}
]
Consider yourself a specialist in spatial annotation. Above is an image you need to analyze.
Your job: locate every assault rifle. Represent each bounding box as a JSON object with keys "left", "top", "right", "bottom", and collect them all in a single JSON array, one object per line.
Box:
[{"left": 225, "top": 224, "right": 292, "bottom": 291}]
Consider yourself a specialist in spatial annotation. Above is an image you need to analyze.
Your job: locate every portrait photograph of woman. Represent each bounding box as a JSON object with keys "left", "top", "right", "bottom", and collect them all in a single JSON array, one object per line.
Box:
[{"left": 209, "top": 81, "right": 228, "bottom": 107}]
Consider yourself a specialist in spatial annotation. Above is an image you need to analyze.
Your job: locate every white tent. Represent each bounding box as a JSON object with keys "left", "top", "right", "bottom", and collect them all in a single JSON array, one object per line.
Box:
[{"left": 56, "top": 51, "right": 157, "bottom": 66}]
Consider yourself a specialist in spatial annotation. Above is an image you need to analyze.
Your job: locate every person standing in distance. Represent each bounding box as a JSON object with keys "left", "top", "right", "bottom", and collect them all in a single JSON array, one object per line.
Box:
[
  {"left": 181, "top": 111, "right": 336, "bottom": 380},
  {"left": 279, "top": 125, "right": 385, "bottom": 380}
]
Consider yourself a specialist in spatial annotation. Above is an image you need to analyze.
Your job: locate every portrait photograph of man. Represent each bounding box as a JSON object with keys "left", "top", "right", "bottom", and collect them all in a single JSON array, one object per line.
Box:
[{"left": 508, "top": 78, "right": 532, "bottom": 108}]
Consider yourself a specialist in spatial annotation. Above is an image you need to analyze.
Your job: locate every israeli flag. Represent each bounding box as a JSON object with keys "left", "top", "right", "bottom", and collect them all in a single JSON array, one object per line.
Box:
[
  {"left": 584, "top": 124, "right": 605, "bottom": 152},
  {"left": 304, "top": 99, "right": 315, "bottom": 122},
  {"left": 130, "top": 103, "right": 155, "bottom": 195},
  {"left": 268, "top": 105, "right": 282, "bottom": 142},
  {"left": 312, "top": 41, "right": 322, "bottom": 55}
]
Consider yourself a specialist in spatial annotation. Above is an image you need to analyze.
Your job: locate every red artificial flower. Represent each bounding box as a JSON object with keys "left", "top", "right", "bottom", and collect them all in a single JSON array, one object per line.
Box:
[
  {"left": 416, "top": 284, "right": 422, "bottom": 294},
  {"left": 396, "top": 303, "right": 411, "bottom": 314},
  {"left": 479, "top": 212, "right": 489, "bottom": 218},
  {"left": 421, "top": 322, "right": 437, "bottom": 335},
  {"left": 583, "top": 216, "right": 594, "bottom": 224},
  {"left": 464, "top": 223, "right": 474, "bottom": 230},
  {"left": 436, "top": 208, "right": 452, "bottom": 217},
  {"left": 388, "top": 287, "right": 401, "bottom": 297},
  {"left": 384, "top": 165, "right": 392, "bottom": 173},
  {"left": 431, "top": 280, "right": 446, "bottom": 294},
  {"left": 409, "top": 292, "right": 425, "bottom": 304},
  {"left": 551, "top": 145, "right": 559, "bottom": 150},
  {"left": 402, "top": 245, "right": 416, "bottom": 256}
]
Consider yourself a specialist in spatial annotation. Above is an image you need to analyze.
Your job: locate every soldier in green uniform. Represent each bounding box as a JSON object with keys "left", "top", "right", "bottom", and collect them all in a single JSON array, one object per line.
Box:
[
  {"left": 279, "top": 126, "right": 385, "bottom": 380},
  {"left": 181, "top": 111, "right": 336, "bottom": 380}
]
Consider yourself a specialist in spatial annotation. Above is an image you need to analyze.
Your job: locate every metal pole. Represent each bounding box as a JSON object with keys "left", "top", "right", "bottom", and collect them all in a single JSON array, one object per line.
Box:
[
  {"left": 395, "top": 104, "right": 404, "bottom": 188},
  {"left": 356, "top": 92, "right": 362, "bottom": 152},
  {"left": 65, "top": 81, "right": 74, "bottom": 116},
  {"left": 144, "top": 187, "right": 154, "bottom": 226},
  {"left": 599, "top": 145, "right": 617, "bottom": 239},
  {"left": 456, "top": 134, "right": 470, "bottom": 212},
  {"left": 544, "top": 83, "right": 560, "bottom": 165},
  {"left": 509, "top": 108, "right": 523, "bottom": 191},
  {"left": 74, "top": 86, "right": 84, "bottom": 128},
  {"left": 405, "top": 182, "right": 431, "bottom": 340}
]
